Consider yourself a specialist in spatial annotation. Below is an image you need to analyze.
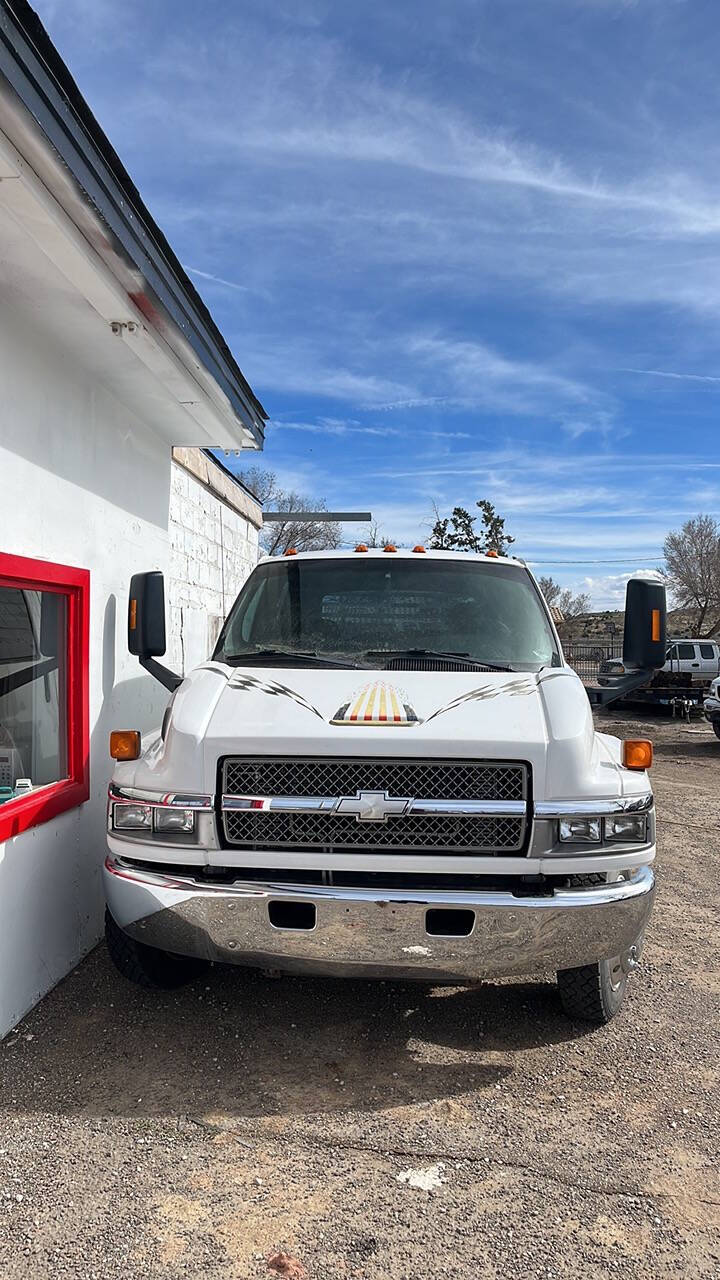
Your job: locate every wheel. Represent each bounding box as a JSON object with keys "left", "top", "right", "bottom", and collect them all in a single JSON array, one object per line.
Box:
[
  {"left": 556, "top": 956, "right": 627, "bottom": 1024},
  {"left": 104, "top": 909, "right": 209, "bottom": 989},
  {"left": 712, "top": 720, "right": 720, "bottom": 741}
]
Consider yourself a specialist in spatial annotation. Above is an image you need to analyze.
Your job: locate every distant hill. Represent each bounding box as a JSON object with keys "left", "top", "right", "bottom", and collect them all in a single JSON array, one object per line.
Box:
[{"left": 558, "top": 608, "right": 718, "bottom": 642}]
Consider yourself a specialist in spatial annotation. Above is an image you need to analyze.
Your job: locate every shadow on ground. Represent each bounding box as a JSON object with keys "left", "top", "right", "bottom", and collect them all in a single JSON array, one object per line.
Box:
[{"left": 0, "top": 946, "right": 590, "bottom": 1120}]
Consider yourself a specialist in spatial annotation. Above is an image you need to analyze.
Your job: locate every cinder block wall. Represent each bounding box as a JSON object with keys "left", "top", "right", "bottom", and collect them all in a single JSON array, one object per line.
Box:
[{"left": 167, "top": 451, "right": 262, "bottom": 673}]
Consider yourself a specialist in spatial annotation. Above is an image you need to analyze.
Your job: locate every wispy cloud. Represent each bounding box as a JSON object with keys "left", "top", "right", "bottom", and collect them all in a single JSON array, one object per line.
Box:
[
  {"left": 271, "top": 417, "right": 471, "bottom": 439},
  {"left": 273, "top": 418, "right": 405, "bottom": 437},
  {"left": 185, "top": 266, "right": 252, "bottom": 293},
  {"left": 618, "top": 367, "right": 720, "bottom": 384}
]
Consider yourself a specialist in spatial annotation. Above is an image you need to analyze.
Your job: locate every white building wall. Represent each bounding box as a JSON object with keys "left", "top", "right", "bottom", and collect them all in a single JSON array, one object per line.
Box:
[
  {"left": 0, "top": 300, "right": 174, "bottom": 1038},
  {"left": 167, "top": 459, "right": 260, "bottom": 674}
]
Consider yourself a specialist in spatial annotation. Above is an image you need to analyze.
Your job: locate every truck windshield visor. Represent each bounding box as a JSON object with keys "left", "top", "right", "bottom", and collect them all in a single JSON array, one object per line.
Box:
[{"left": 214, "top": 558, "right": 560, "bottom": 671}]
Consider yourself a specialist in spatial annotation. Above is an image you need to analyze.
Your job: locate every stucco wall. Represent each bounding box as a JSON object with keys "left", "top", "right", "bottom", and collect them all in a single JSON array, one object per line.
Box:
[
  {"left": 0, "top": 296, "right": 174, "bottom": 1038},
  {"left": 167, "top": 459, "right": 260, "bottom": 673}
]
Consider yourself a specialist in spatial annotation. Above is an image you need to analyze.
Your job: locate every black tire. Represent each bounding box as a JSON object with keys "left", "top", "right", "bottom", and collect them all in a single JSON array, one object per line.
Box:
[
  {"left": 712, "top": 720, "right": 720, "bottom": 741},
  {"left": 104, "top": 909, "right": 209, "bottom": 989},
  {"left": 557, "top": 957, "right": 627, "bottom": 1024}
]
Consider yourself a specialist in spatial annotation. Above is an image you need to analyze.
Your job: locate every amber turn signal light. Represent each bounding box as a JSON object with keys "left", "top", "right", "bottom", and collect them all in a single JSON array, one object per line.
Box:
[
  {"left": 622, "top": 739, "right": 653, "bottom": 770},
  {"left": 110, "top": 730, "right": 141, "bottom": 761}
]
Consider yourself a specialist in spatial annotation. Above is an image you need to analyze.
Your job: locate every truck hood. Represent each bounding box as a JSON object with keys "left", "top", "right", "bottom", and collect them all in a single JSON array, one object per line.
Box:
[{"left": 123, "top": 663, "right": 632, "bottom": 805}]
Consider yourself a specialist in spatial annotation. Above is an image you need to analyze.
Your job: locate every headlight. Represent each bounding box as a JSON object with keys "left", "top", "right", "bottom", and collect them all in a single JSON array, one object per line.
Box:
[
  {"left": 111, "top": 804, "right": 195, "bottom": 834},
  {"left": 153, "top": 808, "right": 195, "bottom": 834},
  {"left": 559, "top": 817, "right": 602, "bottom": 843},
  {"left": 113, "top": 803, "right": 152, "bottom": 831},
  {"left": 604, "top": 814, "right": 647, "bottom": 842}
]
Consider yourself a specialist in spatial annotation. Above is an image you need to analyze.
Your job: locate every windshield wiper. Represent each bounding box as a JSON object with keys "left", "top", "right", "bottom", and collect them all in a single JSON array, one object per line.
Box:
[
  {"left": 363, "top": 648, "right": 512, "bottom": 671},
  {"left": 223, "top": 647, "right": 367, "bottom": 669}
]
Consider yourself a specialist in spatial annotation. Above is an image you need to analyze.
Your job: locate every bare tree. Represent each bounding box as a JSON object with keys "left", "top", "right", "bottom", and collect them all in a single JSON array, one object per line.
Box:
[
  {"left": 238, "top": 466, "right": 342, "bottom": 557},
  {"left": 538, "top": 576, "right": 591, "bottom": 618},
  {"left": 237, "top": 465, "right": 279, "bottom": 506},
  {"left": 663, "top": 514, "right": 720, "bottom": 636},
  {"left": 362, "top": 521, "right": 397, "bottom": 548}
]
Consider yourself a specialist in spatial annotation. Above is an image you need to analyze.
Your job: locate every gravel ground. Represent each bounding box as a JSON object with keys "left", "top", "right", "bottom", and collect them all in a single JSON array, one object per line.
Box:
[{"left": 1, "top": 711, "right": 719, "bottom": 1279}]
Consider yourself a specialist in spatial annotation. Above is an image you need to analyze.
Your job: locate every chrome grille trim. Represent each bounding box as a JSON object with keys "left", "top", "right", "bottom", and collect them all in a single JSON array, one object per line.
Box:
[
  {"left": 220, "top": 757, "right": 529, "bottom": 854},
  {"left": 221, "top": 794, "right": 526, "bottom": 817},
  {"left": 535, "top": 794, "right": 653, "bottom": 818},
  {"left": 108, "top": 784, "right": 213, "bottom": 810}
]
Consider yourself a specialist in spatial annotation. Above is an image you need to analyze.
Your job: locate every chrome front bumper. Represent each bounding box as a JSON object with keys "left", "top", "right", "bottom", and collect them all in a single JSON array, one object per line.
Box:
[{"left": 104, "top": 856, "right": 655, "bottom": 983}]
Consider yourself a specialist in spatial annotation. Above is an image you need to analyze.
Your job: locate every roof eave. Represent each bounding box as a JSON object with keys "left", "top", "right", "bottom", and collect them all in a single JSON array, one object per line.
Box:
[{"left": 0, "top": 0, "right": 267, "bottom": 449}]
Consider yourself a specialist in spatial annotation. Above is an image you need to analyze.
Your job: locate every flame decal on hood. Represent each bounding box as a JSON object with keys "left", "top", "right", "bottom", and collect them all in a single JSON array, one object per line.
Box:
[
  {"left": 229, "top": 672, "right": 324, "bottom": 719},
  {"left": 423, "top": 677, "right": 537, "bottom": 724},
  {"left": 229, "top": 670, "right": 537, "bottom": 726}
]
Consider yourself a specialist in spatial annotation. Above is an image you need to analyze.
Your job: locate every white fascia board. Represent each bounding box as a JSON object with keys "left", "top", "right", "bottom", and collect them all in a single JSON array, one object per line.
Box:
[{"left": 0, "top": 125, "right": 261, "bottom": 451}]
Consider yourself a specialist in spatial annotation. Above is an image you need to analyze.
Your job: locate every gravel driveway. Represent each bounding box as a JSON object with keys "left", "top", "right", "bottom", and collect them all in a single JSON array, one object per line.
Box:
[{"left": 1, "top": 712, "right": 719, "bottom": 1279}]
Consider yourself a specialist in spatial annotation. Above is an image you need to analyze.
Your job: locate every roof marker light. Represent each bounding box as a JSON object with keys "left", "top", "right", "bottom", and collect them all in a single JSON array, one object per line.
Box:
[
  {"left": 412, "top": 545, "right": 426, "bottom": 553},
  {"left": 486, "top": 550, "right": 499, "bottom": 558},
  {"left": 284, "top": 548, "right": 298, "bottom": 556},
  {"left": 355, "top": 543, "right": 368, "bottom": 553},
  {"left": 383, "top": 544, "right": 397, "bottom": 553}
]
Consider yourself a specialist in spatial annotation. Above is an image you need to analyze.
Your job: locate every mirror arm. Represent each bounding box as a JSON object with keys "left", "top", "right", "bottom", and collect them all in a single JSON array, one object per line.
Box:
[
  {"left": 586, "top": 668, "right": 654, "bottom": 707},
  {"left": 139, "top": 656, "right": 183, "bottom": 693}
]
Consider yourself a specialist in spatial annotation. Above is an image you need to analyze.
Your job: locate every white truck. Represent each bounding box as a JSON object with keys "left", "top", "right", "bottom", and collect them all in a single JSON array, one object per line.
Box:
[
  {"left": 104, "top": 549, "right": 666, "bottom": 1024},
  {"left": 663, "top": 639, "right": 720, "bottom": 683}
]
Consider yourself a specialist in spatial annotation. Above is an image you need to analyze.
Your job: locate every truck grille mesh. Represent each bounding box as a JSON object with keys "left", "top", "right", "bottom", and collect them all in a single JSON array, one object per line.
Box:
[{"left": 221, "top": 757, "right": 528, "bottom": 854}]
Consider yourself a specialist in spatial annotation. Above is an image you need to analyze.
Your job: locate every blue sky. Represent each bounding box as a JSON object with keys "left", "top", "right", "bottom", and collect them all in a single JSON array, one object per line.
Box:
[{"left": 36, "top": 0, "right": 720, "bottom": 605}]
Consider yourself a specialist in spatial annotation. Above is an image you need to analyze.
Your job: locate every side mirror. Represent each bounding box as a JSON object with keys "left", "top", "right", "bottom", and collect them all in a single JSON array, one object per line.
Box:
[
  {"left": 622, "top": 578, "right": 666, "bottom": 672},
  {"left": 128, "top": 571, "right": 167, "bottom": 658}
]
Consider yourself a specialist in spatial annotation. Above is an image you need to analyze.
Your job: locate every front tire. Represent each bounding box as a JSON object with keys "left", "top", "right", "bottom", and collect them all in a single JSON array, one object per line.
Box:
[
  {"left": 557, "top": 956, "right": 627, "bottom": 1024},
  {"left": 105, "top": 909, "right": 209, "bottom": 989}
]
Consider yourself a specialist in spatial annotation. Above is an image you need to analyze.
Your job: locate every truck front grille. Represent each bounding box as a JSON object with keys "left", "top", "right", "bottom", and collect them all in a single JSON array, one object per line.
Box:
[{"left": 220, "top": 757, "right": 529, "bottom": 854}]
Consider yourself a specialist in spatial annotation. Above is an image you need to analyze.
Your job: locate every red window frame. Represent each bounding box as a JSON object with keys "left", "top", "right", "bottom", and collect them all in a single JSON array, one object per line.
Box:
[{"left": 0, "top": 552, "right": 89, "bottom": 842}]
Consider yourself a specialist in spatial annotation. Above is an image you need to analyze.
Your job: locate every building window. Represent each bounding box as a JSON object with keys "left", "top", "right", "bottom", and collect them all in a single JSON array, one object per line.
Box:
[{"left": 0, "top": 554, "right": 89, "bottom": 841}]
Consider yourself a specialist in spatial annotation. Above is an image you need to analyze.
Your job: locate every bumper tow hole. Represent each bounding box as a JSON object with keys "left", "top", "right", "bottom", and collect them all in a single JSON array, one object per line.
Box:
[
  {"left": 425, "top": 908, "right": 475, "bottom": 937},
  {"left": 268, "top": 900, "right": 316, "bottom": 931}
]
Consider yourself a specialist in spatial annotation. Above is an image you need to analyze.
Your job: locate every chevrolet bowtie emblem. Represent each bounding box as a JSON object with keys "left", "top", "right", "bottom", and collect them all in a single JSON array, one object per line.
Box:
[{"left": 336, "top": 790, "right": 411, "bottom": 823}]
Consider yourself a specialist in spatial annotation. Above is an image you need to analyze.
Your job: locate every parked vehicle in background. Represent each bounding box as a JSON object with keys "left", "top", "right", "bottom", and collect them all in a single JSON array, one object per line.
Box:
[
  {"left": 599, "top": 637, "right": 720, "bottom": 715},
  {"left": 703, "top": 676, "right": 720, "bottom": 740},
  {"left": 103, "top": 552, "right": 667, "bottom": 1025},
  {"left": 663, "top": 640, "right": 720, "bottom": 684}
]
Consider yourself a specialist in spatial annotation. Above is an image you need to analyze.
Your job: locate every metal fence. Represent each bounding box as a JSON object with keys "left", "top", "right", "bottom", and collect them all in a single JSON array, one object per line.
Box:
[{"left": 562, "top": 636, "right": 623, "bottom": 683}]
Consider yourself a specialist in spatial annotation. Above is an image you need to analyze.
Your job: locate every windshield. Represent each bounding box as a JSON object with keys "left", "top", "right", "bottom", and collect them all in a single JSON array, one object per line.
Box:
[{"left": 213, "top": 557, "right": 560, "bottom": 670}]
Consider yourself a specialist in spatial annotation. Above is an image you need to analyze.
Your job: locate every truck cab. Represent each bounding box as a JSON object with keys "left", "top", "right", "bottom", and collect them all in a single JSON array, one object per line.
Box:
[
  {"left": 663, "top": 639, "right": 720, "bottom": 684},
  {"left": 104, "top": 549, "right": 664, "bottom": 1024}
]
